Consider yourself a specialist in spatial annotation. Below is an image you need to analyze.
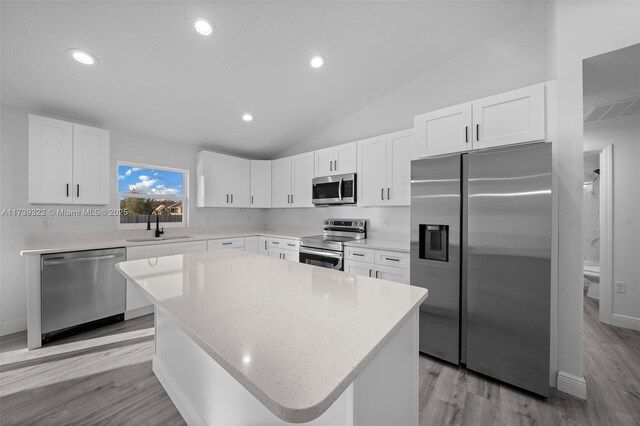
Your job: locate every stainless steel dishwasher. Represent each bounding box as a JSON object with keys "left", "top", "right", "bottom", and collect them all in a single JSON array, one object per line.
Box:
[{"left": 41, "top": 248, "right": 126, "bottom": 342}]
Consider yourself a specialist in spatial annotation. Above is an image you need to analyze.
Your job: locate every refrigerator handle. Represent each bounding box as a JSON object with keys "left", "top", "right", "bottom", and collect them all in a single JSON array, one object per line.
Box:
[{"left": 460, "top": 154, "right": 469, "bottom": 364}]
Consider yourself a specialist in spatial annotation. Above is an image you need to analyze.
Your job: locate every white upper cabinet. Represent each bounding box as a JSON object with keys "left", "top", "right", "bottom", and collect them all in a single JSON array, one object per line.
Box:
[
  {"left": 414, "top": 82, "right": 548, "bottom": 158},
  {"left": 472, "top": 83, "right": 545, "bottom": 150},
  {"left": 28, "top": 114, "right": 109, "bottom": 205},
  {"left": 414, "top": 103, "right": 472, "bottom": 158},
  {"left": 357, "top": 129, "right": 414, "bottom": 207},
  {"left": 357, "top": 135, "right": 387, "bottom": 207},
  {"left": 197, "top": 151, "right": 250, "bottom": 208},
  {"left": 72, "top": 124, "right": 110, "bottom": 205},
  {"left": 250, "top": 160, "right": 272, "bottom": 208},
  {"left": 386, "top": 129, "right": 415, "bottom": 206},
  {"left": 291, "top": 152, "right": 314, "bottom": 208},
  {"left": 314, "top": 142, "right": 357, "bottom": 177},
  {"left": 271, "top": 157, "right": 292, "bottom": 208}
]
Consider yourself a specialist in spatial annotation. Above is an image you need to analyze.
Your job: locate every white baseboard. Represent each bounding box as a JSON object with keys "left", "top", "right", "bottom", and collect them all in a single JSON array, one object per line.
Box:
[
  {"left": 0, "top": 318, "right": 27, "bottom": 336},
  {"left": 612, "top": 314, "right": 640, "bottom": 331},
  {"left": 153, "top": 357, "right": 206, "bottom": 426},
  {"left": 125, "top": 305, "right": 154, "bottom": 321},
  {"left": 557, "top": 371, "right": 587, "bottom": 399}
]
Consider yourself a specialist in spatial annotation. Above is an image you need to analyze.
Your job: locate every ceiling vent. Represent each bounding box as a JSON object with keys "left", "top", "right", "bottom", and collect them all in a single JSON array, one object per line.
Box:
[{"left": 584, "top": 97, "right": 640, "bottom": 123}]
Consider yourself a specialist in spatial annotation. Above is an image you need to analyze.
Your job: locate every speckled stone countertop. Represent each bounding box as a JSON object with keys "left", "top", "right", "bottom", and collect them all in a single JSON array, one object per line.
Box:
[
  {"left": 115, "top": 250, "right": 427, "bottom": 423},
  {"left": 20, "top": 227, "right": 318, "bottom": 256}
]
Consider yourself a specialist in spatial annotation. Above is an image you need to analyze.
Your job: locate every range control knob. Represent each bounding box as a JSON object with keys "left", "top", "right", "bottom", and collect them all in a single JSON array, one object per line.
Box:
[{"left": 330, "top": 221, "right": 334, "bottom": 225}]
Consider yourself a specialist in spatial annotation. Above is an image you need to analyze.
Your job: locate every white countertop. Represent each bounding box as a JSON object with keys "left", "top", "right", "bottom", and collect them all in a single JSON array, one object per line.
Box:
[
  {"left": 20, "top": 227, "right": 318, "bottom": 256},
  {"left": 343, "top": 238, "right": 410, "bottom": 253},
  {"left": 115, "top": 250, "right": 427, "bottom": 423}
]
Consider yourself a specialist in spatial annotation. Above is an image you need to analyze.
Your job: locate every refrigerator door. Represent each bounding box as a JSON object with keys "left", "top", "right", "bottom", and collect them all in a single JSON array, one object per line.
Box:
[
  {"left": 410, "top": 155, "right": 461, "bottom": 364},
  {"left": 466, "top": 142, "right": 551, "bottom": 397}
]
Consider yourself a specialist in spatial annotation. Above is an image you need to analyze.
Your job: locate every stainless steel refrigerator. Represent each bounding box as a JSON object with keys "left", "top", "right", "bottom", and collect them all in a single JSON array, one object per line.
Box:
[{"left": 410, "top": 142, "right": 551, "bottom": 397}]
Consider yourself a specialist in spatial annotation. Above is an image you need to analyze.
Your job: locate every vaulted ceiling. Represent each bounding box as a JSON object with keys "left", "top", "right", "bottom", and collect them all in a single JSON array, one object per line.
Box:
[{"left": 2, "top": 1, "right": 535, "bottom": 158}]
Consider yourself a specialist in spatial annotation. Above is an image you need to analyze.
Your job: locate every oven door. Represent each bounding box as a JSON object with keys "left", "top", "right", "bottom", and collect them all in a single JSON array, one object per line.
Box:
[{"left": 299, "top": 246, "right": 344, "bottom": 270}]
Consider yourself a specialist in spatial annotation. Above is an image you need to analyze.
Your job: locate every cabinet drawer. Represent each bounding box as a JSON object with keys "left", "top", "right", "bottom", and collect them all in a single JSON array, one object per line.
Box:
[
  {"left": 172, "top": 241, "right": 207, "bottom": 255},
  {"left": 344, "top": 259, "right": 375, "bottom": 278},
  {"left": 269, "top": 238, "right": 299, "bottom": 251},
  {"left": 345, "top": 246, "right": 375, "bottom": 263},
  {"left": 375, "top": 250, "right": 409, "bottom": 268},
  {"left": 208, "top": 237, "right": 245, "bottom": 251}
]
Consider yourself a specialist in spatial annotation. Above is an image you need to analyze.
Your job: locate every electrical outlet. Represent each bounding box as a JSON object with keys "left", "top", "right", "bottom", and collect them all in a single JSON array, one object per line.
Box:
[
  {"left": 615, "top": 281, "right": 627, "bottom": 294},
  {"left": 383, "top": 217, "right": 389, "bottom": 226}
]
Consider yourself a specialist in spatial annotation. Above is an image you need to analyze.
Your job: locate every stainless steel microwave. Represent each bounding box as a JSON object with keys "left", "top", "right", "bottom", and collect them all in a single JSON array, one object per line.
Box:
[{"left": 312, "top": 173, "right": 357, "bottom": 206}]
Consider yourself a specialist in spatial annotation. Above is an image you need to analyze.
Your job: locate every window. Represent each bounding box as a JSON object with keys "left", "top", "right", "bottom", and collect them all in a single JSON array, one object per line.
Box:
[{"left": 118, "top": 163, "right": 187, "bottom": 227}]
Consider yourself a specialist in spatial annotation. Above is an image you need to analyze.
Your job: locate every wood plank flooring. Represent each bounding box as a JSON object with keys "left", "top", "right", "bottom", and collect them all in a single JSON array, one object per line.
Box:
[{"left": 1, "top": 296, "right": 639, "bottom": 425}]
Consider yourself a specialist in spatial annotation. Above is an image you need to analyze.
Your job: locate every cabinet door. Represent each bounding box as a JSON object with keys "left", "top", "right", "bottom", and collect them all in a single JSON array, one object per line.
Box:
[
  {"left": 228, "top": 156, "right": 251, "bottom": 207},
  {"left": 334, "top": 142, "right": 357, "bottom": 174},
  {"left": 357, "top": 135, "right": 387, "bottom": 206},
  {"left": 250, "top": 160, "right": 272, "bottom": 208},
  {"left": 472, "top": 83, "right": 545, "bottom": 150},
  {"left": 271, "top": 157, "right": 292, "bottom": 208},
  {"left": 258, "top": 236, "right": 269, "bottom": 255},
  {"left": 28, "top": 115, "right": 74, "bottom": 204},
  {"left": 376, "top": 264, "right": 410, "bottom": 284},
  {"left": 126, "top": 244, "right": 172, "bottom": 311},
  {"left": 291, "top": 152, "right": 314, "bottom": 208},
  {"left": 344, "top": 260, "right": 375, "bottom": 278},
  {"left": 171, "top": 240, "right": 207, "bottom": 254},
  {"left": 386, "top": 129, "right": 414, "bottom": 206},
  {"left": 282, "top": 250, "right": 299, "bottom": 263},
  {"left": 199, "top": 151, "right": 229, "bottom": 207},
  {"left": 244, "top": 236, "right": 259, "bottom": 253},
  {"left": 269, "top": 248, "right": 285, "bottom": 259},
  {"left": 414, "top": 103, "right": 472, "bottom": 158},
  {"left": 72, "top": 124, "right": 110, "bottom": 205},
  {"left": 314, "top": 147, "right": 334, "bottom": 177}
]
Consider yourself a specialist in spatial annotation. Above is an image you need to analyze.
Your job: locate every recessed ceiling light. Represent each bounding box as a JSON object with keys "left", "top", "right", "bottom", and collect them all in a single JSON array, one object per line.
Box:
[
  {"left": 194, "top": 18, "right": 214, "bottom": 36},
  {"left": 67, "top": 48, "right": 98, "bottom": 65},
  {"left": 310, "top": 55, "right": 325, "bottom": 69},
  {"left": 242, "top": 114, "right": 253, "bottom": 122}
]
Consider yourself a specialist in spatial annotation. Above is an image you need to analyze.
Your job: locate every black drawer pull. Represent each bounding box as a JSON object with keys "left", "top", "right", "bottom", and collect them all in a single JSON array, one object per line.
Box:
[
  {"left": 222, "top": 242, "right": 232, "bottom": 245},
  {"left": 353, "top": 253, "right": 364, "bottom": 257},
  {"left": 385, "top": 257, "right": 400, "bottom": 262}
]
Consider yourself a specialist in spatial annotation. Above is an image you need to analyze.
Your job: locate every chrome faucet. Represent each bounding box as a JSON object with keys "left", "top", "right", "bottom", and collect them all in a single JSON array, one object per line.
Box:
[{"left": 147, "top": 210, "right": 164, "bottom": 238}]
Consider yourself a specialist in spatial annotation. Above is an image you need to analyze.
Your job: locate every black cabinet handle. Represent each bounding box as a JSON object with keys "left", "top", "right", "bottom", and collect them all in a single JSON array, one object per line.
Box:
[
  {"left": 369, "top": 269, "right": 372, "bottom": 277},
  {"left": 226, "top": 194, "right": 229, "bottom": 203},
  {"left": 231, "top": 194, "right": 233, "bottom": 204},
  {"left": 330, "top": 161, "right": 333, "bottom": 171},
  {"left": 385, "top": 257, "right": 400, "bottom": 262},
  {"left": 334, "top": 160, "right": 337, "bottom": 170},
  {"left": 381, "top": 188, "right": 384, "bottom": 200},
  {"left": 291, "top": 194, "right": 294, "bottom": 204},
  {"left": 251, "top": 195, "right": 254, "bottom": 204},
  {"left": 264, "top": 241, "right": 267, "bottom": 250},
  {"left": 66, "top": 184, "right": 69, "bottom": 197},
  {"left": 287, "top": 194, "right": 290, "bottom": 204},
  {"left": 222, "top": 242, "right": 232, "bottom": 246},
  {"left": 353, "top": 253, "right": 364, "bottom": 257},
  {"left": 387, "top": 188, "right": 390, "bottom": 200},
  {"left": 375, "top": 270, "right": 379, "bottom": 278},
  {"left": 465, "top": 126, "right": 469, "bottom": 143},
  {"left": 476, "top": 124, "right": 480, "bottom": 142},
  {"left": 76, "top": 184, "right": 79, "bottom": 198}
]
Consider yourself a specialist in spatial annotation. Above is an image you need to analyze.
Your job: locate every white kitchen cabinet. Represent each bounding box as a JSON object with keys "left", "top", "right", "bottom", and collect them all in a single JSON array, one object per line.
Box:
[
  {"left": 28, "top": 114, "right": 109, "bottom": 205},
  {"left": 344, "top": 248, "right": 410, "bottom": 285},
  {"left": 268, "top": 237, "right": 299, "bottom": 262},
  {"left": 291, "top": 152, "right": 314, "bottom": 208},
  {"left": 171, "top": 240, "right": 207, "bottom": 254},
  {"left": 271, "top": 153, "right": 314, "bottom": 208},
  {"left": 414, "top": 103, "right": 472, "bottom": 158},
  {"left": 125, "top": 244, "right": 172, "bottom": 315},
  {"left": 357, "top": 130, "right": 414, "bottom": 207},
  {"left": 271, "top": 157, "right": 292, "bottom": 208},
  {"left": 258, "top": 236, "right": 269, "bottom": 255},
  {"left": 250, "top": 160, "right": 272, "bottom": 208},
  {"left": 413, "top": 83, "right": 547, "bottom": 158},
  {"left": 314, "top": 142, "right": 357, "bottom": 177},
  {"left": 197, "top": 151, "right": 250, "bottom": 208},
  {"left": 208, "top": 237, "right": 245, "bottom": 251},
  {"left": 472, "top": 83, "right": 545, "bottom": 150},
  {"left": 244, "top": 236, "right": 259, "bottom": 253}
]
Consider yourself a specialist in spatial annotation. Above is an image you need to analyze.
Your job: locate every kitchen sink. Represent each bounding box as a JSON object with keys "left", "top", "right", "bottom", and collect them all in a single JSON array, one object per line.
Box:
[{"left": 126, "top": 236, "right": 193, "bottom": 242}]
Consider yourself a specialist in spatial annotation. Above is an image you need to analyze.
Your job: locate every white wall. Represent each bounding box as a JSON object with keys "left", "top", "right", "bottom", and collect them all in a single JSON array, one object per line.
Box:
[
  {"left": 277, "top": 2, "right": 555, "bottom": 158},
  {"left": 584, "top": 116, "right": 640, "bottom": 321},
  {"left": 0, "top": 103, "right": 267, "bottom": 335},
  {"left": 553, "top": 0, "right": 640, "bottom": 396}
]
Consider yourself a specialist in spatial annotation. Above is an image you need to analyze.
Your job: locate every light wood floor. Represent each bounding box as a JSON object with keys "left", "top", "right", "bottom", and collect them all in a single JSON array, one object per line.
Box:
[{"left": 1, "top": 296, "right": 639, "bottom": 425}]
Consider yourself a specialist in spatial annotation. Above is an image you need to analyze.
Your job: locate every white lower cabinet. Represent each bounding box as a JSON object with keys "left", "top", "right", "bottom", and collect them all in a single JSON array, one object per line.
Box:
[
  {"left": 268, "top": 238, "right": 299, "bottom": 262},
  {"left": 125, "top": 244, "right": 173, "bottom": 315},
  {"left": 244, "top": 236, "right": 259, "bottom": 253},
  {"left": 258, "top": 236, "right": 269, "bottom": 255},
  {"left": 171, "top": 240, "right": 207, "bottom": 254},
  {"left": 208, "top": 237, "right": 245, "bottom": 251},
  {"left": 344, "top": 247, "right": 410, "bottom": 284}
]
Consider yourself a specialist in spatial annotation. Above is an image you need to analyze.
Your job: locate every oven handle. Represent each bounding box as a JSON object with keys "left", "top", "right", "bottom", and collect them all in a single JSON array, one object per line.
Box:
[{"left": 299, "top": 246, "right": 344, "bottom": 260}]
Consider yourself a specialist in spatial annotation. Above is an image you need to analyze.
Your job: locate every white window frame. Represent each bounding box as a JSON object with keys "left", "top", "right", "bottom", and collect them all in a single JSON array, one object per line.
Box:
[{"left": 117, "top": 161, "right": 189, "bottom": 229}]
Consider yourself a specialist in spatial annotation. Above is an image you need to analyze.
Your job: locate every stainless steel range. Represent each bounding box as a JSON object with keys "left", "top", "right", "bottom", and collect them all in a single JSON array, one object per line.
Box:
[{"left": 299, "top": 219, "right": 367, "bottom": 270}]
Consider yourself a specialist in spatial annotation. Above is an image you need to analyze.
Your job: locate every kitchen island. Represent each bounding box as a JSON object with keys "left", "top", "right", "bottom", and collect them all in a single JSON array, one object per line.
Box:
[{"left": 116, "top": 250, "right": 427, "bottom": 425}]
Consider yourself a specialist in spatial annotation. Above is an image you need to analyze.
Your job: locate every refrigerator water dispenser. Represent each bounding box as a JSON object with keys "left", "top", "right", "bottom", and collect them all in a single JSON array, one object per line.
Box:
[{"left": 419, "top": 224, "right": 449, "bottom": 262}]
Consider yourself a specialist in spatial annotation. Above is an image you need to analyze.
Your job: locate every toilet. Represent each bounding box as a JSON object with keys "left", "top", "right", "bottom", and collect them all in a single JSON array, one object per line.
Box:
[{"left": 583, "top": 263, "right": 600, "bottom": 299}]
